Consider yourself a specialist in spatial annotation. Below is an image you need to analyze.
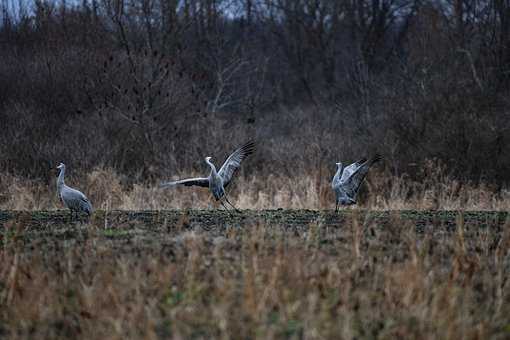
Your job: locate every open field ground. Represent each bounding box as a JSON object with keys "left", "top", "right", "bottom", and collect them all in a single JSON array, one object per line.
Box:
[{"left": 1, "top": 210, "right": 510, "bottom": 339}]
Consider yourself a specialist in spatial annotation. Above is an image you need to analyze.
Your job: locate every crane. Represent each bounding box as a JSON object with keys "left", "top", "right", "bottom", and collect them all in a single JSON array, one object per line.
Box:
[
  {"left": 56, "top": 162, "right": 93, "bottom": 220},
  {"left": 332, "top": 155, "right": 382, "bottom": 212},
  {"left": 160, "top": 141, "right": 255, "bottom": 212}
]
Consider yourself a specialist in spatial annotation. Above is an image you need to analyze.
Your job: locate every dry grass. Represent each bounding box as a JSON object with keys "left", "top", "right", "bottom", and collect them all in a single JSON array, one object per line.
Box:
[
  {"left": 0, "top": 213, "right": 509, "bottom": 339},
  {"left": 0, "top": 162, "right": 509, "bottom": 211}
]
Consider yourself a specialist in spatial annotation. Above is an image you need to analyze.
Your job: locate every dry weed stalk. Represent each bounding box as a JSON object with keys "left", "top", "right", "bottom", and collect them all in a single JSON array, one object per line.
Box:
[{"left": 350, "top": 209, "right": 362, "bottom": 260}]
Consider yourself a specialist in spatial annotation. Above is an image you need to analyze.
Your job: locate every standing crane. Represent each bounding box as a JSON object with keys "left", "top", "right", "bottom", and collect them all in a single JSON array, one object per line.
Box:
[
  {"left": 332, "top": 155, "right": 382, "bottom": 212},
  {"left": 160, "top": 141, "right": 255, "bottom": 212},
  {"left": 56, "top": 162, "right": 93, "bottom": 220}
]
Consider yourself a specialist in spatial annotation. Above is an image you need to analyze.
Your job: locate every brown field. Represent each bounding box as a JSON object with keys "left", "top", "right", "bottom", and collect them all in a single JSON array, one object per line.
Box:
[{"left": 1, "top": 210, "right": 509, "bottom": 339}]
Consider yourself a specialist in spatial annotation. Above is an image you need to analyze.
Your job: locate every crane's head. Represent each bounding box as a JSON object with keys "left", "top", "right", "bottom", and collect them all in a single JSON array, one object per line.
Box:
[
  {"left": 56, "top": 162, "right": 65, "bottom": 170},
  {"left": 205, "top": 156, "right": 212, "bottom": 162},
  {"left": 335, "top": 162, "right": 342, "bottom": 168}
]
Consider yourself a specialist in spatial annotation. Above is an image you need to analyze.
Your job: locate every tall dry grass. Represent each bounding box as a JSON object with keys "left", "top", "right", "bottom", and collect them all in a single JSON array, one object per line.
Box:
[
  {"left": 0, "top": 214, "right": 509, "bottom": 339},
  {"left": 0, "top": 160, "right": 508, "bottom": 211}
]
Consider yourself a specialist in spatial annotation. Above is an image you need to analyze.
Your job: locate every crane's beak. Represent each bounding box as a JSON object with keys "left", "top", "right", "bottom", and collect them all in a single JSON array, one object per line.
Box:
[{"left": 54, "top": 165, "right": 62, "bottom": 177}]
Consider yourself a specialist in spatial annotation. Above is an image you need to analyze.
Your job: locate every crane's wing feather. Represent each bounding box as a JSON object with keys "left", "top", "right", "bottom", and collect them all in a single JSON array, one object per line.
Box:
[
  {"left": 340, "top": 158, "right": 367, "bottom": 183},
  {"left": 79, "top": 196, "right": 93, "bottom": 214},
  {"left": 160, "top": 177, "right": 209, "bottom": 188},
  {"left": 343, "top": 155, "right": 382, "bottom": 198},
  {"left": 218, "top": 141, "right": 255, "bottom": 187},
  {"left": 61, "top": 186, "right": 93, "bottom": 214}
]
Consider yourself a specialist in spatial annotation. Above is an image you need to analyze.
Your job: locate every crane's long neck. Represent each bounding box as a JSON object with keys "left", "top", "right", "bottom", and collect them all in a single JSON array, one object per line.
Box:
[
  {"left": 57, "top": 168, "right": 65, "bottom": 193},
  {"left": 332, "top": 164, "right": 343, "bottom": 186},
  {"left": 205, "top": 159, "right": 217, "bottom": 176}
]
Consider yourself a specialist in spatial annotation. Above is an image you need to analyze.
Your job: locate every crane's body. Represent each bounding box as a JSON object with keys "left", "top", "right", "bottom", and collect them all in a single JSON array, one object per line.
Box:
[
  {"left": 56, "top": 163, "right": 93, "bottom": 219},
  {"left": 161, "top": 141, "right": 255, "bottom": 212},
  {"left": 332, "top": 155, "right": 381, "bottom": 212},
  {"left": 205, "top": 157, "right": 226, "bottom": 201}
]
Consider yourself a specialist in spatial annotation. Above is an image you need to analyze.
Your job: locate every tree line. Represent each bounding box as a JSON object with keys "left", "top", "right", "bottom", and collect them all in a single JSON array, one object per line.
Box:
[{"left": 0, "top": 0, "right": 508, "bottom": 184}]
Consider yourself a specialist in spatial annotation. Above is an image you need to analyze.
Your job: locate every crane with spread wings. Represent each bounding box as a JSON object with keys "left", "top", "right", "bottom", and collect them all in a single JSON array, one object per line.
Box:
[
  {"left": 160, "top": 141, "right": 255, "bottom": 212},
  {"left": 332, "top": 155, "right": 382, "bottom": 212}
]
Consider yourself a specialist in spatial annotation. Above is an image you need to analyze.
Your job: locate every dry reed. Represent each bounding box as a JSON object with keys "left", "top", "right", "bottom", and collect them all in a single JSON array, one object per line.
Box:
[{"left": 1, "top": 162, "right": 508, "bottom": 211}]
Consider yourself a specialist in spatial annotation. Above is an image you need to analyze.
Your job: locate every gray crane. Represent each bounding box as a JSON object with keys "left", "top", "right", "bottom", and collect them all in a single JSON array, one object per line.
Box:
[
  {"left": 160, "top": 141, "right": 255, "bottom": 212},
  {"left": 56, "top": 162, "right": 93, "bottom": 220},
  {"left": 332, "top": 155, "right": 382, "bottom": 212}
]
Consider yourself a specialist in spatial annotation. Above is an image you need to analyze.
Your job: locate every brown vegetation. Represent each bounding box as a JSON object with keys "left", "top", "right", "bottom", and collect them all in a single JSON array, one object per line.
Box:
[
  {"left": 0, "top": 212, "right": 509, "bottom": 339},
  {"left": 0, "top": 0, "right": 509, "bottom": 188},
  {"left": 0, "top": 160, "right": 509, "bottom": 211}
]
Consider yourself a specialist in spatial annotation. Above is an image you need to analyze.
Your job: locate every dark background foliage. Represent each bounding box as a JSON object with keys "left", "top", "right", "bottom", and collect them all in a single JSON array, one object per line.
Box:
[{"left": 0, "top": 0, "right": 508, "bottom": 184}]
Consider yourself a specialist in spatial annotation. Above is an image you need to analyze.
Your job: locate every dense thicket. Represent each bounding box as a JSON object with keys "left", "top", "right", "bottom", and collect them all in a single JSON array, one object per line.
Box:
[{"left": 0, "top": 0, "right": 509, "bottom": 184}]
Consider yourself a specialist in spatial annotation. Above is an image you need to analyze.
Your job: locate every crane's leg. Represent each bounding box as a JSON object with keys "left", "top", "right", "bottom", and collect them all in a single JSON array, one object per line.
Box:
[
  {"left": 224, "top": 196, "right": 241, "bottom": 213},
  {"left": 220, "top": 200, "right": 229, "bottom": 211},
  {"left": 220, "top": 200, "right": 234, "bottom": 217},
  {"left": 335, "top": 202, "right": 339, "bottom": 214}
]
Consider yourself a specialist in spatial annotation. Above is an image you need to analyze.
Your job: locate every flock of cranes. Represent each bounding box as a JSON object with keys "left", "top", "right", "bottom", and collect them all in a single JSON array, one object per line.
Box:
[{"left": 56, "top": 141, "right": 381, "bottom": 219}]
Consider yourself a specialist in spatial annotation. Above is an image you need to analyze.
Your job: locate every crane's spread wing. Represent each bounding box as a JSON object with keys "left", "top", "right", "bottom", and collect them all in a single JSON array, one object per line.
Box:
[
  {"left": 340, "top": 158, "right": 367, "bottom": 183},
  {"left": 160, "top": 177, "right": 209, "bottom": 188},
  {"left": 218, "top": 141, "right": 255, "bottom": 187},
  {"left": 343, "top": 155, "right": 382, "bottom": 197}
]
